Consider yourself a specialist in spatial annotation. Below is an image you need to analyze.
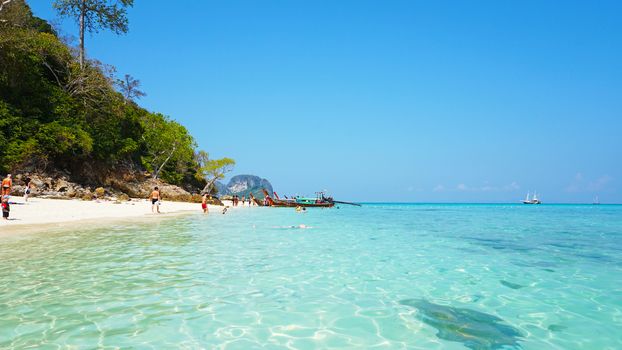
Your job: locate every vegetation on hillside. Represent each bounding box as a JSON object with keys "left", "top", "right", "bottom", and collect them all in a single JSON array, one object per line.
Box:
[{"left": 0, "top": 0, "right": 232, "bottom": 192}]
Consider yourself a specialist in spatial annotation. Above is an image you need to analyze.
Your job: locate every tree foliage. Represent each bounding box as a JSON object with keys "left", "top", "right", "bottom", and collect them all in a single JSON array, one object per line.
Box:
[
  {"left": 196, "top": 151, "right": 236, "bottom": 194},
  {"left": 140, "top": 112, "right": 195, "bottom": 182}
]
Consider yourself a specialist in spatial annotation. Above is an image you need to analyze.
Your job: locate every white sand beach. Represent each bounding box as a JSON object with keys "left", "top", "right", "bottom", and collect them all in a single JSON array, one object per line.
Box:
[{"left": 0, "top": 196, "right": 245, "bottom": 234}]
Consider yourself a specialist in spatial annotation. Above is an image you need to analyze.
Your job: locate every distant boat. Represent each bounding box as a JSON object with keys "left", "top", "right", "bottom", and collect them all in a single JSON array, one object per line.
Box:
[
  {"left": 522, "top": 191, "right": 541, "bottom": 204},
  {"left": 593, "top": 196, "right": 600, "bottom": 205}
]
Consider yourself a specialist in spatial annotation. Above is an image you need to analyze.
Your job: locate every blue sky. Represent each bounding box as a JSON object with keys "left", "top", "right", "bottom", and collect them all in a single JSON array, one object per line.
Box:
[{"left": 30, "top": 0, "right": 621, "bottom": 203}]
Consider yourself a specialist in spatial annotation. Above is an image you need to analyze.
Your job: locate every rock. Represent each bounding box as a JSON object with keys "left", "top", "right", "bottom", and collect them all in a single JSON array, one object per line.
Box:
[
  {"left": 54, "top": 179, "right": 70, "bottom": 192},
  {"left": 4, "top": 172, "right": 198, "bottom": 202},
  {"left": 216, "top": 175, "right": 273, "bottom": 198}
]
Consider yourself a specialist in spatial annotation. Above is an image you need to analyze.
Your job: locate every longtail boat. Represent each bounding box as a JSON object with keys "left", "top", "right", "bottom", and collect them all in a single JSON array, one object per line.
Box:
[
  {"left": 261, "top": 190, "right": 361, "bottom": 208},
  {"left": 262, "top": 189, "right": 334, "bottom": 208}
]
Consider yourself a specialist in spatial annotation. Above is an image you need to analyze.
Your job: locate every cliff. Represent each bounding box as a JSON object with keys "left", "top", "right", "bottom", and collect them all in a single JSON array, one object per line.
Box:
[{"left": 215, "top": 175, "right": 273, "bottom": 198}]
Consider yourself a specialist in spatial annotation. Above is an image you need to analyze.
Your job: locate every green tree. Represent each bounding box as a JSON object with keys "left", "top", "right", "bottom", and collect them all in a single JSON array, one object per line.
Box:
[
  {"left": 140, "top": 112, "right": 195, "bottom": 181},
  {"left": 53, "top": 0, "right": 133, "bottom": 68},
  {"left": 196, "top": 150, "right": 235, "bottom": 194}
]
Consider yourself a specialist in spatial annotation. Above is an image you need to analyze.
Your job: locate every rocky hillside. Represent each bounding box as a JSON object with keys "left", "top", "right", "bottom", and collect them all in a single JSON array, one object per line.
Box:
[
  {"left": 215, "top": 175, "right": 273, "bottom": 198},
  {"left": 10, "top": 172, "right": 209, "bottom": 203}
]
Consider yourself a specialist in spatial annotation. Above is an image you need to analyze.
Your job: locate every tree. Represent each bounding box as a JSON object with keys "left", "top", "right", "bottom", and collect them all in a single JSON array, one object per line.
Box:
[
  {"left": 140, "top": 113, "right": 195, "bottom": 181},
  {"left": 53, "top": 0, "right": 133, "bottom": 68},
  {"left": 196, "top": 150, "right": 235, "bottom": 194},
  {"left": 116, "top": 73, "right": 145, "bottom": 104}
]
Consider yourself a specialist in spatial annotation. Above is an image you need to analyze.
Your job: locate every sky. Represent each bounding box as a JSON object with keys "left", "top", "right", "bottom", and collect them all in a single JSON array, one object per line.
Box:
[{"left": 29, "top": 0, "right": 622, "bottom": 203}]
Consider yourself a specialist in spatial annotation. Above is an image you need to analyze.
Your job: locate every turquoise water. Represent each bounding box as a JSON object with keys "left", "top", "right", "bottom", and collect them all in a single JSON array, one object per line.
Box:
[{"left": 1, "top": 204, "right": 621, "bottom": 349}]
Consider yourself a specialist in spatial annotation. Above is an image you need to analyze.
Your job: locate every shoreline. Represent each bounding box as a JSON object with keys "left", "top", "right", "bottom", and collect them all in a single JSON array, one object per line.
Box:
[{"left": 0, "top": 197, "right": 251, "bottom": 235}]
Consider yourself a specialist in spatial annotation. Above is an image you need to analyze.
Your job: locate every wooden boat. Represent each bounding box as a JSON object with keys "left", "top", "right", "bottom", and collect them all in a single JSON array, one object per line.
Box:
[
  {"left": 249, "top": 193, "right": 265, "bottom": 206},
  {"left": 262, "top": 190, "right": 335, "bottom": 208}
]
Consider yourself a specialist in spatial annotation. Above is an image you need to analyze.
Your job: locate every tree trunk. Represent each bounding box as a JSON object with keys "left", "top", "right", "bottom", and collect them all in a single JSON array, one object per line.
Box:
[
  {"left": 79, "top": 0, "right": 86, "bottom": 68},
  {"left": 0, "top": 0, "right": 14, "bottom": 13},
  {"left": 152, "top": 146, "right": 177, "bottom": 179},
  {"left": 201, "top": 177, "right": 219, "bottom": 195}
]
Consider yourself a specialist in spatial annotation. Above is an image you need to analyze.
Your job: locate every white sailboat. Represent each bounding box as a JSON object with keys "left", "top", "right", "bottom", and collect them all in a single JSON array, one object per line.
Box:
[
  {"left": 593, "top": 196, "right": 600, "bottom": 205},
  {"left": 522, "top": 191, "right": 541, "bottom": 204}
]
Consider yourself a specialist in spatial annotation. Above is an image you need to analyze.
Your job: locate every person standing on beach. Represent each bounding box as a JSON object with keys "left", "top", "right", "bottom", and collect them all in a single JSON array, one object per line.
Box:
[
  {"left": 201, "top": 193, "right": 209, "bottom": 214},
  {"left": 241, "top": 195, "right": 246, "bottom": 206},
  {"left": 1, "top": 174, "right": 12, "bottom": 196},
  {"left": 23, "top": 178, "right": 32, "bottom": 202},
  {"left": 1, "top": 196, "right": 9, "bottom": 220},
  {"left": 150, "top": 187, "right": 161, "bottom": 213}
]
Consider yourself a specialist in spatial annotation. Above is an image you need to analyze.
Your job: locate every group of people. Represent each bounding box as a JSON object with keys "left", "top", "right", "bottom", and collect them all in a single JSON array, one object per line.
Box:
[
  {"left": 1, "top": 173, "right": 34, "bottom": 220},
  {"left": 149, "top": 186, "right": 214, "bottom": 215},
  {"left": 231, "top": 194, "right": 255, "bottom": 207}
]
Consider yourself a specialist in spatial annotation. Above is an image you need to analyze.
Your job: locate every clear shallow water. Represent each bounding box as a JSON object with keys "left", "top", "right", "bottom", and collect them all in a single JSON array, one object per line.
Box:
[{"left": 0, "top": 204, "right": 621, "bottom": 349}]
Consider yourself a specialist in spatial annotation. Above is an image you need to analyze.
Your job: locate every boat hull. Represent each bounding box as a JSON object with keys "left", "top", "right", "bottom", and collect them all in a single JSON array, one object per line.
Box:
[{"left": 270, "top": 199, "right": 334, "bottom": 208}]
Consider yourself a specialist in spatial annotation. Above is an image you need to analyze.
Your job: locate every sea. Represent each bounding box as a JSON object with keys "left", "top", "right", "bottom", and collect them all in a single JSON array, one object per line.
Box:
[{"left": 0, "top": 203, "right": 621, "bottom": 349}]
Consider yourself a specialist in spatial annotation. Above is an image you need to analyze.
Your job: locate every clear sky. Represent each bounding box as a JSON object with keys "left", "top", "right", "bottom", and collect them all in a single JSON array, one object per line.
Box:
[{"left": 30, "top": 0, "right": 621, "bottom": 203}]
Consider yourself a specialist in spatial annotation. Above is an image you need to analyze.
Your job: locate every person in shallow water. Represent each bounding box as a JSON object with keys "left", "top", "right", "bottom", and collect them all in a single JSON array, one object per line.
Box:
[
  {"left": 201, "top": 193, "right": 209, "bottom": 214},
  {"left": 149, "top": 187, "right": 161, "bottom": 214}
]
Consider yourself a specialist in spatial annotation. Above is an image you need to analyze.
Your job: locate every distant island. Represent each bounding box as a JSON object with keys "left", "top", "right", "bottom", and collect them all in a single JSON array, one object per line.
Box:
[{"left": 216, "top": 175, "right": 274, "bottom": 199}]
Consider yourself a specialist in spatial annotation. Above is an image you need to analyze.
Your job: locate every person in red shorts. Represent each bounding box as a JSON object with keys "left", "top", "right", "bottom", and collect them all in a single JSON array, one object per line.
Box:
[{"left": 201, "top": 193, "right": 209, "bottom": 214}]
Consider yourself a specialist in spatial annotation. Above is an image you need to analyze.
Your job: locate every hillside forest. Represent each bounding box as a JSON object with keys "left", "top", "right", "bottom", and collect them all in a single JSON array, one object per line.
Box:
[{"left": 0, "top": 0, "right": 234, "bottom": 193}]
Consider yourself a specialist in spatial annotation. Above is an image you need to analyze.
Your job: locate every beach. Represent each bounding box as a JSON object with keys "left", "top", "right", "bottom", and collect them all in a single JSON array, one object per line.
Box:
[{"left": 0, "top": 196, "right": 244, "bottom": 234}]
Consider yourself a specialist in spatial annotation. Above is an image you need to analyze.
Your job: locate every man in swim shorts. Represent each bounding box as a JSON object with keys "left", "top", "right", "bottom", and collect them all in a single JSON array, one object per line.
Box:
[{"left": 150, "top": 186, "right": 161, "bottom": 213}]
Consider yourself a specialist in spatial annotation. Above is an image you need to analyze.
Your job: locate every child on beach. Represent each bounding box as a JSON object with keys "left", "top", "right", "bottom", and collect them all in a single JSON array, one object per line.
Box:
[
  {"left": 1, "top": 196, "right": 9, "bottom": 220},
  {"left": 24, "top": 178, "right": 32, "bottom": 202}
]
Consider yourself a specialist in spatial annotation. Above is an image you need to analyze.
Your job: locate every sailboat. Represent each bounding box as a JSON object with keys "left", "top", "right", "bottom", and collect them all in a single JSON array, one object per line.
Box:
[
  {"left": 522, "top": 191, "right": 542, "bottom": 204},
  {"left": 593, "top": 196, "right": 600, "bottom": 205}
]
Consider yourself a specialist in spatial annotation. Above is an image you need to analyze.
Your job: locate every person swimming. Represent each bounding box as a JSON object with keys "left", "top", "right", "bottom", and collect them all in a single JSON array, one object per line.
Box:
[{"left": 272, "top": 224, "right": 311, "bottom": 229}]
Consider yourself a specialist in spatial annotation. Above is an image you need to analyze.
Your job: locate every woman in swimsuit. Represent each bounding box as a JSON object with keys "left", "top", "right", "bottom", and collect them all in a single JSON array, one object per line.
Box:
[
  {"left": 1, "top": 174, "right": 12, "bottom": 196},
  {"left": 24, "top": 178, "right": 32, "bottom": 202}
]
